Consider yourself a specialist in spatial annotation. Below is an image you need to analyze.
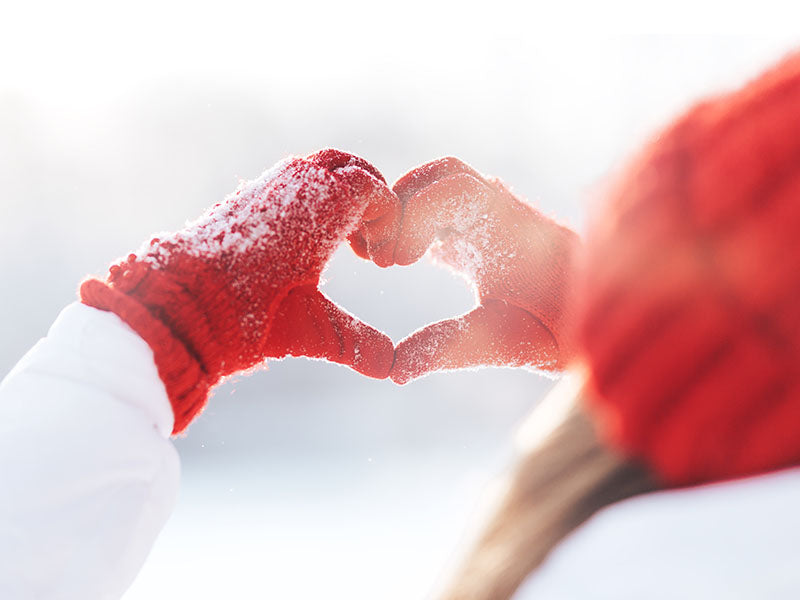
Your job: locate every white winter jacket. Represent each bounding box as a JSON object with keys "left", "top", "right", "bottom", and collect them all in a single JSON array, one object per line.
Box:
[{"left": 2, "top": 303, "right": 799, "bottom": 599}]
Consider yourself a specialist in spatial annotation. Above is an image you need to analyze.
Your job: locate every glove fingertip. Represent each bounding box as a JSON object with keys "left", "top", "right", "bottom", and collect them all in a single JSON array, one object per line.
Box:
[
  {"left": 393, "top": 240, "right": 428, "bottom": 266},
  {"left": 389, "top": 372, "right": 412, "bottom": 385},
  {"left": 307, "top": 148, "right": 387, "bottom": 184},
  {"left": 388, "top": 365, "right": 418, "bottom": 385},
  {"left": 388, "top": 336, "right": 432, "bottom": 384},
  {"left": 348, "top": 231, "right": 370, "bottom": 260},
  {"left": 370, "top": 240, "right": 397, "bottom": 268},
  {"left": 351, "top": 329, "right": 395, "bottom": 379}
]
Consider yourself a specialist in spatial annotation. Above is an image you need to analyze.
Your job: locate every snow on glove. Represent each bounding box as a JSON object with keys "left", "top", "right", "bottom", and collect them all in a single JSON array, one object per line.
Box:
[
  {"left": 81, "top": 149, "right": 399, "bottom": 433},
  {"left": 388, "top": 157, "right": 579, "bottom": 384}
]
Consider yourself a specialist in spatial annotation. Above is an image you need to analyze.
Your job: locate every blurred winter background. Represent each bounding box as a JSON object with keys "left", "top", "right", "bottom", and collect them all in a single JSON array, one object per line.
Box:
[{"left": 1, "top": 2, "right": 798, "bottom": 597}]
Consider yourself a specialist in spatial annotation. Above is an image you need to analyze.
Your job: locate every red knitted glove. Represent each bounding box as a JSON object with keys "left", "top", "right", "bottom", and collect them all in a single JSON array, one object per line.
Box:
[
  {"left": 81, "top": 149, "right": 399, "bottom": 433},
  {"left": 387, "top": 157, "right": 579, "bottom": 384}
]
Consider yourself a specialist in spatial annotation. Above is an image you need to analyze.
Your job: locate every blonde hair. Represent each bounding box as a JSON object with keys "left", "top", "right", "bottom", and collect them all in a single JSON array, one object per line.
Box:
[{"left": 441, "top": 374, "right": 658, "bottom": 600}]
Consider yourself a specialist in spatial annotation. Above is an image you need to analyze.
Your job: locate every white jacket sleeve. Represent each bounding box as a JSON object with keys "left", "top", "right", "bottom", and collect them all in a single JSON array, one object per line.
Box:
[{"left": 0, "top": 303, "right": 180, "bottom": 600}]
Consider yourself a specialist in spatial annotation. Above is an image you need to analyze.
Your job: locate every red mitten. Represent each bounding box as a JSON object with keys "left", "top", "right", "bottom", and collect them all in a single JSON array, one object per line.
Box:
[
  {"left": 81, "top": 149, "right": 399, "bottom": 433},
  {"left": 388, "top": 157, "right": 580, "bottom": 384}
]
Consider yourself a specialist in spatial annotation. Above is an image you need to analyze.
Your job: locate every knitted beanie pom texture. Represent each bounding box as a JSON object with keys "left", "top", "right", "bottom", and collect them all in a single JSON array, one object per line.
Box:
[{"left": 576, "top": 52, "right": 800, "bottom": 486}]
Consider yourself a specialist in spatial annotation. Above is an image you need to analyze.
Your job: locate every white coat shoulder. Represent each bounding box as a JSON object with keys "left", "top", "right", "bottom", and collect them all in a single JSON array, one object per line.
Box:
[
  {"left": 0, "top": 303, "right": 179, "bottom": 600},
  {"left": 515, "top": 465, "right": 800, "bottom": 599}
]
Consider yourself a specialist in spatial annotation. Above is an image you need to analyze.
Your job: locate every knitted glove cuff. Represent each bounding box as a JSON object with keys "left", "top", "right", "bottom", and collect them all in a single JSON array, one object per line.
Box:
[{"left": 80, "top": 277, "right": 211, "bottom": 434}]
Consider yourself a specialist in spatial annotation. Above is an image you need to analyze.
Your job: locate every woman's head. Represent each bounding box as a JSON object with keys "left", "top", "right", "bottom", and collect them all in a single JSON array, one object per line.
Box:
[
  {"left": 443, "top": 50, "right": 800, "bottom": 599},
  {"left": 577, "top": 51, "right": 800, "bottom": 486}
]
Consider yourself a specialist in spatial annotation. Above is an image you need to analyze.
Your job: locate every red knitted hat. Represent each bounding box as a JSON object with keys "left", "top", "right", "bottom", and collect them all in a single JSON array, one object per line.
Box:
[{"left": 576, "top": 52, "right": 800, "bottom": 486}]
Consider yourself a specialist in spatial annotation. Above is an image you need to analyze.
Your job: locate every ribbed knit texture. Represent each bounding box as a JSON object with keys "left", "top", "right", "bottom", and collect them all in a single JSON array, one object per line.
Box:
[{"left": 576, "top": 52, "right": 800, "bottom": 486}]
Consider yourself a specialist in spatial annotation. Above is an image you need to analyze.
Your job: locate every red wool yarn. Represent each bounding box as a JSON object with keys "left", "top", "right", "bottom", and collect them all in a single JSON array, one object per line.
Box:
[
  {"left": 81, "top": 149, "right": 399, "bottom": 434},
  {"left": 386, "top": 157, "right": 579, "bottom": 384},
  {"left": 576, "top": 52, "right": 800, "bottom": 486}
]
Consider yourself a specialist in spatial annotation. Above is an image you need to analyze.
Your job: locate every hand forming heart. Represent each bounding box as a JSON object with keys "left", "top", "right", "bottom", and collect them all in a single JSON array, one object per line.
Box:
[
  {"left": 82, "top": 149, "right": 578, "bottom": 433},
  {"left": 352, "top": 157, "right": 580, "bottom": 384}
]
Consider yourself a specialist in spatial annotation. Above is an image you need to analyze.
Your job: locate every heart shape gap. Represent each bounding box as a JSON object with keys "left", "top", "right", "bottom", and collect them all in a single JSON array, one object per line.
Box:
[{"left": 320, "top": 245, "right": 475, "bottom": 344}]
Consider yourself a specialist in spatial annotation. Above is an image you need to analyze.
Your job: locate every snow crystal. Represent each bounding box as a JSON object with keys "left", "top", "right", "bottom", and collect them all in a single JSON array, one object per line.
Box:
[
  {"left": 138, "top": 157, "right": 350, "bottom": 268},
  {"left": 128, "top": 155, "right": 375, "bottom": 350}
]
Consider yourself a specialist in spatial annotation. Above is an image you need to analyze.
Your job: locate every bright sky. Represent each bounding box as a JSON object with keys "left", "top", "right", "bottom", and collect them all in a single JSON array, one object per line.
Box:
[{"left": 4, "top": 0, "right": 799, "bottom": 100}]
